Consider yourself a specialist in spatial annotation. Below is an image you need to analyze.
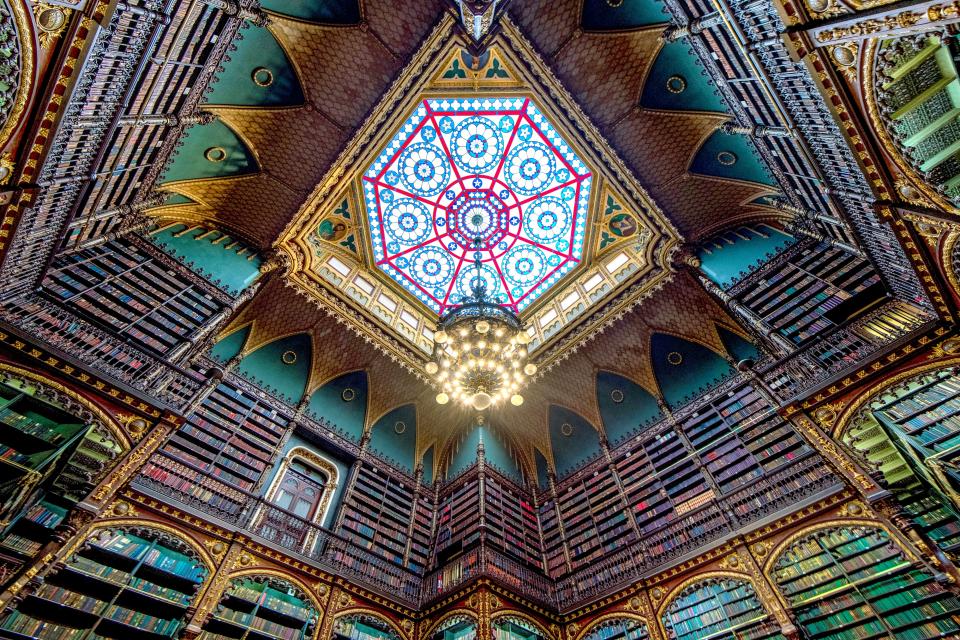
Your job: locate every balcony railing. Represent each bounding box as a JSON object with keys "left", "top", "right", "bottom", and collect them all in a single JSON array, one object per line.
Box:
[
  {"left": 132, "top": 475, "right": 424, "bottom": 607},
  {"left": 422, "top": 545, "right": 556, "bottom": 608}
]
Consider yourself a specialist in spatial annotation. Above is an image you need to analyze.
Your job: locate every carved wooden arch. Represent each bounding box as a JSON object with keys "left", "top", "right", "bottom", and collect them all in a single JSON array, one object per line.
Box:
[
  {"left": 421, "top": 610, "right": 479, "bottom": 640},
  {"left": 60, "top": 519, "right": 216, "bottom": 609},
  {"left": 219, "top": 567, "right": 321, "bottom": 639},
  {"left": 224, "top": 567, "right": 322, "bottom": 612},
  {"left": 831, "top": 356, "right": 960, "bottom": 440},
  {"left": 572, "top": 613, "right": 650, "bottom": 640},
  {"left": 761, "top": 519, "right": 917, "bottom": 579},
  {"left": 490, "top": 610, "right": 552, "bottom": 640},
  {"left": 0, "top": 362, "right": 131, "bottom": 450},
  {"left": 655, "top": 570, "right": 765, "bottom": 640},
  {"left": 332, "top": 608, "right": 407, "bottom": 640},
  {"left": 263, "top": 446, "right": 340, "bottom": 526}
]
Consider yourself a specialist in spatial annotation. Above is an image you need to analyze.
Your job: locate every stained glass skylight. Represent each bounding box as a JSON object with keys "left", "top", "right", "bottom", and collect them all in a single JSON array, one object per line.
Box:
[{"left": 362, "top": 97, "right": 592, "bottom": 315}]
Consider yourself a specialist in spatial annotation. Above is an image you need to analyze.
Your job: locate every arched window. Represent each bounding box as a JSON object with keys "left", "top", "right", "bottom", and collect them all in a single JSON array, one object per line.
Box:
[
  {"left": 0, "top": 526, "right": 208, "bottom": 638},
  {"left": 842, "top": 366, "right": 960, "bottom": 554},
  {"left": 333, "top": 613, "right": 401, "bottom": 640},
  {"left": 250, "top": 448, "right": 339, "bottom": 556},
  {"left": 772, "top": 525, "right": 960, "bottom": 640},
  {"left": 272, "top": 460, "right": 328, "bottom": 520},
  {"left": 492, "top": 615, "right": 549, "bottom": 640},
  {"left": 199, "top": 575, "right": 317, "bottom": 640},
  {"left": 581, "top": 618, "right": 649, "bottom": 640},
  {"left": 661, "top": 577, "right": 784, "bottom": 640}
]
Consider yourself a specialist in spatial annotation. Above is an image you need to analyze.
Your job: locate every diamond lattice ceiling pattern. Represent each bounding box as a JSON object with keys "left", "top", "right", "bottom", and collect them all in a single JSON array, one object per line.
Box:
[{"left": 363, "top": 97, "right": 591, "bottom": 315}]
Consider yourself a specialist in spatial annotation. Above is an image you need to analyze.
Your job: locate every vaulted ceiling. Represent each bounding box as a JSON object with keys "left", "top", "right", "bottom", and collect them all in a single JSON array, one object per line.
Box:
[{"left": 137, "top": 0, "right": 799, "bottom": 481}]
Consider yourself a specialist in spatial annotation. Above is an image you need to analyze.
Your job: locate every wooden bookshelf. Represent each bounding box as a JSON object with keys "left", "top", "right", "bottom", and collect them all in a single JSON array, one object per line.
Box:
[
  {"left": 339, "top": 462, "right": 422, "bottom": 570},
  {"left": 43, "top": 239, "right": 222, "bottom": 356},
  {"left": 661, "top": 578, "right": 784, "bottom": 640},
  {"left": 482, "top": 472, "right": 542, "bottom": 569},
  {"left": 0, "top": 529, "right": 207, "bottom": 639},
  {"left": 774, "top": 526, "right": 960, "bottom": 640},
  {"left": 139, "top": 382, "right": 288, "bottom": 520},
  {"left": 200, "top": 576, "right": 316, "bottom": 640},
  {"left": 734, "top": 242, "right": 882, "bottom": 345}
]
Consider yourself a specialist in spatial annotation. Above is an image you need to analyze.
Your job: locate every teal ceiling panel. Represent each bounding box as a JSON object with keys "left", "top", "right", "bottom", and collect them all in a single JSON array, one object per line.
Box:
[
  {"left": 206, "top": 22, "right": 303, "bottom": 107},
  {"left": 641, "top": 40, "right": 726, "bottom": 114},
  {"left": 307, "top": 370, "right": 368, "bottom": 442},
  {"left": 690, "top": 130, "right": 775, "bottom": 186},
  {"left": 160, "top": 120, "right": 258, "bottom": 184}
]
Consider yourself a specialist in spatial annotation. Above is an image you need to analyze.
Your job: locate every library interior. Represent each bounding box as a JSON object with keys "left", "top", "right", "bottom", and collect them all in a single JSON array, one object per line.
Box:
[{"left": 4, "top": 0, "right": 960, "bottom": 638}]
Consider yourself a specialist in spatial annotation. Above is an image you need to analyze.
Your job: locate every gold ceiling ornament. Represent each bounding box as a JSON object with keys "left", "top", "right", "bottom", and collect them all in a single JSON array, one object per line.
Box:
[
  {"left": 33, "top": 2, "right": 70, "bottom": 48},
  {"left": 428, "top": 249, "right": 536, "bottom": 410}
]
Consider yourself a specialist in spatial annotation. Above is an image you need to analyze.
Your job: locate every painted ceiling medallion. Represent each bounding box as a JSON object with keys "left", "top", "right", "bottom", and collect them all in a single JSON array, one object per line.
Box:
[{"left": 363, "top": 97, "right": 591, "bottom": 315}]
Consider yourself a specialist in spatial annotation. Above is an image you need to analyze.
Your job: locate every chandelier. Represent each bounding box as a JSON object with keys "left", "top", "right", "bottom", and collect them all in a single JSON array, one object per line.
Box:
[{"left": 427, "top": 242, "right": 536, "bottom": 411}]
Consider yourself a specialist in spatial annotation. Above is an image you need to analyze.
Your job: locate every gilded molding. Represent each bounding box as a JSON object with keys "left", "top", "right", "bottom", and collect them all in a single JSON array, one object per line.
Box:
[{"left": 0, "top": 0, "right": 35, "bottom": 149}]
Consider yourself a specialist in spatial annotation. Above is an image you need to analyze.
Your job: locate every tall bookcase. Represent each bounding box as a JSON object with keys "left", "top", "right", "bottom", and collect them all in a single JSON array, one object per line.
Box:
[
  {"left": 338, "top": 461, "right": 428, "bottom": 571},
  {"left": 0, "top": 528, "right": 207, "bottom": 639},
  {"left": 553, "top": 464, "right": 636, "bottom": 573},
  {"left": 773, "top": 526, "right": 960, "bottom": 640},
  {"left": 542, "top": 382, "right": 821, "bottom": 581},
  {"left": 200, "top": 576, "right": 317, "bottom": 640},
  {"left": 434, "top": 476, "right": 481, "bottom": 565},
  {"left": 42, "top": 239, "right": 223, "bottom": 356},
  {"left": 482, "top": 471, "right": 542, "bottom": 569},
  {"left": 139, "top": 382, "right": 288, "bottom": 520},
  {"left": 733, "top": 242, "right": 882, "bottom": 345},
  {"left": 844, "top": 367, "right": 960, "bottom": 556},
  {"left": 582, "top": 619, "right": 649, "bottom": 640},
  {"left": 871, "top": 368, "right": 960, "bottom": 471},
  {"left": 661, "top": 578, "right": 785, "bottom": 640}
]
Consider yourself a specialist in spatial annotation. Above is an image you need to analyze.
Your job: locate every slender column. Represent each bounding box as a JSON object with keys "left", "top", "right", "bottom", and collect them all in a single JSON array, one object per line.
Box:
[
  {"left": 697, "top": 273, "right": 796, "bottom": 357},
  {"left": 720, "top": 122, "right": 792, "bottom": 137},
  {"left": 198, "top": 0, "right": 269, "bottom": 26},
  {"left": 662, "top": 11, "right": 723, "bottom": 41},
  {"left": 74, "top": 111, "right": 217, "bottom": 129},
  {"left": 71, "top": 215, "right": 153, "bottom": 251}
]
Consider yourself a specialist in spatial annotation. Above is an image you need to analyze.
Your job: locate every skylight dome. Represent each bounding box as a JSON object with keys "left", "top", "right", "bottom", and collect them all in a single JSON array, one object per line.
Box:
[{"left": 362, "top": 97, "right": 592, "bottom": 315}]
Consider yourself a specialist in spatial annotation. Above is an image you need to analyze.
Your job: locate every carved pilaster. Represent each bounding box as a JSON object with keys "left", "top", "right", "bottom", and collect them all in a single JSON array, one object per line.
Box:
[
  {"left": 87, "top": 415, "right": 178, "bottom": 507},
  {"left": 790, "top": 413, "right": 888, "bottom": 500},
  {"left": 183, "top": 539, "right": 246, "bottom": 637},
  {"left": 739, "top": 542, "right": 800, "bottom": 639}
]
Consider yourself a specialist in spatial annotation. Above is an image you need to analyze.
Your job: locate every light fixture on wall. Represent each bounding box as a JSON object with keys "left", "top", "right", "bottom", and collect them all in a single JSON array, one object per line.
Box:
[{"left": 427, "top": 239, "right": 536, "bottom": 411}]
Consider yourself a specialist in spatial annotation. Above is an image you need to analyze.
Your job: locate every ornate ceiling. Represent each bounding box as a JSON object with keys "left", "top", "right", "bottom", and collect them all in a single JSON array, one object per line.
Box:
[
  {"left": 361, "top": 95, "right": 592, "bottom": 316},
  {"left": 139, "top": 0, "right": 797, "bottom": 479}
]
